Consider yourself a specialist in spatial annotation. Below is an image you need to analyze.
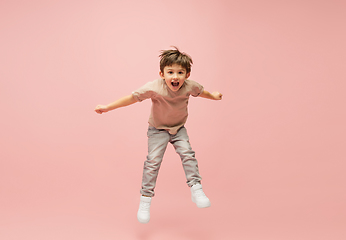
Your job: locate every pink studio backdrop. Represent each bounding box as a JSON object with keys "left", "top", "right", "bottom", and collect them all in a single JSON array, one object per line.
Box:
[{"left": 1, "top": 0, "right": 345, "bottom": 239}]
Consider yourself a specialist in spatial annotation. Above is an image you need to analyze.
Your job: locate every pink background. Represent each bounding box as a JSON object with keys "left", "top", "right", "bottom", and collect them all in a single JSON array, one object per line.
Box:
[{"left": 1, "top": 0, "right": 345, "bottom": 239}]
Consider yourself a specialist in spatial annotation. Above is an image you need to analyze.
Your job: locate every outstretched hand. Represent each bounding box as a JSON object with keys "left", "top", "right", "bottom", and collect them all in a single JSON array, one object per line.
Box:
[
  {"left": 212, "top": 91, "right": 223, "bottom": 100},
  {"left": 95, "top": 105, "right": 109, "bottom": 114}
]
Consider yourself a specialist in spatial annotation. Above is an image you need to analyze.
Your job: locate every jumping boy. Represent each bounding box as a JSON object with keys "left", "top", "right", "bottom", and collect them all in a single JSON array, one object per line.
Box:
[{"left": 95, "top": 47, "right": 222, "bottom": 223}]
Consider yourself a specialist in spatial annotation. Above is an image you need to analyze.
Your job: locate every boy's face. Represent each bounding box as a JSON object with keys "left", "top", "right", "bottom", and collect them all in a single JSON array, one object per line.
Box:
[{"left": 159, "top": 64, "right": 190, "bottom": 92}]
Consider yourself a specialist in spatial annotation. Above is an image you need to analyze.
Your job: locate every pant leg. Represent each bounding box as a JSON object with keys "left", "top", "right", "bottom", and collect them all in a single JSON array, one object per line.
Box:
[
  {"left": 140, "top": 126, "right": 170, "bottom": 197},
  {"left": 170, "top": 126, "right": 202, "bottom": 187}
]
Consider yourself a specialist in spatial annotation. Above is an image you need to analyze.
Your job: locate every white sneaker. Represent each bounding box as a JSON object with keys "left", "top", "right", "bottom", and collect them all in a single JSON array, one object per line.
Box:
[
  {"left": 137, "top": 196, "right": 152, "bottom": 224},
  {"left": 191, "top": 184, "right": 211, "bottom": 208}
]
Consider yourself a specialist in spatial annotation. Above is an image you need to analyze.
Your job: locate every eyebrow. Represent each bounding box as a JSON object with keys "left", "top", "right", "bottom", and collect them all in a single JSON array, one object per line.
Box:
[{"left": 166, "top": 68, "right": 185, "bottom": 71}]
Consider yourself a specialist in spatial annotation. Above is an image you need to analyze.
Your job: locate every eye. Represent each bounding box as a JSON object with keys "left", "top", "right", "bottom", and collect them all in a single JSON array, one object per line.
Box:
[
  {"left": 179, "top": 71, "right": 184, "bottom": 74},
  {"left": 168, "top": 71, "right": 173, "bottom": 74}
]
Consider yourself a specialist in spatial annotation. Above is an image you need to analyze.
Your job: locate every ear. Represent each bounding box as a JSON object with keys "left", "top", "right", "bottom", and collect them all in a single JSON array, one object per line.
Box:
[
  {"left": 186, "top": 72, "right": 190, "bottom": 79},
  {"left": 159, "top": 71, "right": 164, "bottom": 79}
]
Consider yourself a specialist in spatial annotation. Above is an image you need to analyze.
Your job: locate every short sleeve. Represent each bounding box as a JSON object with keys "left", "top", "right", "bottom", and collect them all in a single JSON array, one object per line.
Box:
[
  {"left": 189, "top": 80, "right": 204, "bottom": 97},
  {"left": 132, "top": 81, "right": 155, "bottom": 102}
]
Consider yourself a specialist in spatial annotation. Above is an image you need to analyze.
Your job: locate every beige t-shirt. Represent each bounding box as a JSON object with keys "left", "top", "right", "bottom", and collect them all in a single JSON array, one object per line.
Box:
[{"left": 132, "top": 79, "right": 204, "bottom": 134}]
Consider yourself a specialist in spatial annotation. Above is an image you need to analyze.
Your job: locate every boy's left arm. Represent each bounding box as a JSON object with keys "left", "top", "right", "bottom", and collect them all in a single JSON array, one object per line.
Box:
[{"left": 199, "top": 90, "right": 223, "bottom": 100}]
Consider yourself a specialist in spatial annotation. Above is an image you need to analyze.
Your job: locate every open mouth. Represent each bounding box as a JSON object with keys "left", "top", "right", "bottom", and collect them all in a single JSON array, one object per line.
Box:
[{"left": 171, "top": 81, "right": 179, "bottom": 87}]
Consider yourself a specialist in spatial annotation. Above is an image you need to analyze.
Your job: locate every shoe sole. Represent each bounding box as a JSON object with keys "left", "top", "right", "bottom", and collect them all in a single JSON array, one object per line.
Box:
[
  {"left": 192, "top": 197, "right": 211, "bottom": 208},
  {"left": 137, "top": 215, "right": 150, "bottom": 224},
  {"left": 137, "top": 211, "right": 150, "bottom": 224}
]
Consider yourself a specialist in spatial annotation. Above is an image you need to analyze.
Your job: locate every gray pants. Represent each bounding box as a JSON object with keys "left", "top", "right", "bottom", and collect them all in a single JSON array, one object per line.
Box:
[{"left": 140, "top": 126, "right": 202, "bottom": 197}]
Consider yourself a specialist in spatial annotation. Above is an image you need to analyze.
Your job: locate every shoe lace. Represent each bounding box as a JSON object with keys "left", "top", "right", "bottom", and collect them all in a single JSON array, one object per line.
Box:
[
  {"left": 140, "top": 202, "right": 150, "bottom": 211},
  {"left": 194, "top": 189, "right": 206, "bottom": 199}
]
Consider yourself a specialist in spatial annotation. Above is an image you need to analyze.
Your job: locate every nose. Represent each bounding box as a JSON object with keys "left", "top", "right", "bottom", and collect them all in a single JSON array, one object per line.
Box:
[{"left": 173, "top": 73, "right": 178, "bottom": 79}]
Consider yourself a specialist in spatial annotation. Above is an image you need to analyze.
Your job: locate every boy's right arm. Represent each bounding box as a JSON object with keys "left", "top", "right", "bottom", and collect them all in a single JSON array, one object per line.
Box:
[{"left": 95, "top": 94, "right": 137, "bottom": 114}]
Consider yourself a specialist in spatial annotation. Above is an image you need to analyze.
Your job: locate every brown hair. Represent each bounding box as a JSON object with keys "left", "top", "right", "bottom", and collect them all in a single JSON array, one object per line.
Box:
[{"left": 159, "top": 46, "right": 193, "bottom": 74}]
